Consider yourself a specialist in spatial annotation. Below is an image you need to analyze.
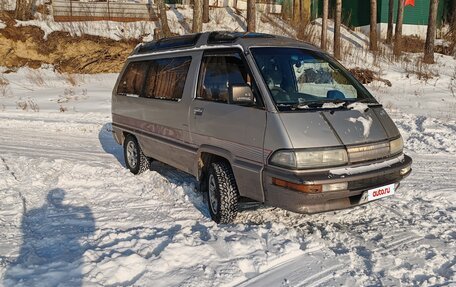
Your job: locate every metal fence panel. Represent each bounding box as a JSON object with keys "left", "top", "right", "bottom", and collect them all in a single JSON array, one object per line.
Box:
[{"left": 52, "top": 0, "right": 158, "bottom": 22}]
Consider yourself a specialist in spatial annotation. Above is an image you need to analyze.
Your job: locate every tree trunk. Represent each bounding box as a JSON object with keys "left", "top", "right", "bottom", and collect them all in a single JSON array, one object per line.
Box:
[
  {"left": 451, "top": 5, "right": 456, "bottom": 54},
  {"left": 292, "top": 0, "right": 300, "bottom": 25},
  {"left": 393, "top": 0, "right": 405, "bottom": 57},
  {"left": 370, "top": 0, "right": 378, "bottom": 51},
  {"left": 193, "top": 0, "right": 203, "bottom": 33},
  {"left": 300, "top": 0, "right": 310, "bottom": 22},
  {"left": 247, "top": 0, "right": 256, "bottom": 32},
  {"left": 423, "top": 0, "right": 439, "bottom": 63},
  {"left": 203, "top": 0, "right": 210, "bottom": 23},
  {"left": 321, "top": 0, "right": 328, "bottom": 50},
  {"left": 386, "top": 0, "right": 394, "bottom": 44},
  {"left": 334, "top": 0, "right": 342, "bottom": 60},
  {"left": 157, "top": 0, "right": 171, "bottom": 38},
  {"left": 15, "top": 0, "right": 33, "bottom": 20}
]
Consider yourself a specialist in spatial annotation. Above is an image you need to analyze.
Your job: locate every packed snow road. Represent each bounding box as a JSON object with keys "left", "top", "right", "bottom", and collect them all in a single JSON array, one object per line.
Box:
[{"left": 0, "top": 111, "right": 454, "bottom": 287}]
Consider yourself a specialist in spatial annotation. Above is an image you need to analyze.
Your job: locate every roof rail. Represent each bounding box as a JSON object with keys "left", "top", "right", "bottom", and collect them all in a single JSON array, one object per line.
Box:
[
  {"left": 136, "top": 33, "right": 202, "bottom": 54},
  {"left": 207, "top": 31, "right": 275, "bottom": 45}
]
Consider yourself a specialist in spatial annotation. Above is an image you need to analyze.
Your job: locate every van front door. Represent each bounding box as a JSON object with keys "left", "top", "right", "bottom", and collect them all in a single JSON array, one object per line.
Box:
[{"left": 189, "top": 49, "right": 267, "bottom": 202}]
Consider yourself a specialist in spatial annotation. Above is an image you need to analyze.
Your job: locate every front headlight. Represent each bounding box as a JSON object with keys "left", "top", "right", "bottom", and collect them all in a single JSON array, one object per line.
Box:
[
  {"left": 389, "top": 137, "right": 403, "bottom": 156},
  {"left": 269, "top": 148, "right": 348, "bottom": 169}
]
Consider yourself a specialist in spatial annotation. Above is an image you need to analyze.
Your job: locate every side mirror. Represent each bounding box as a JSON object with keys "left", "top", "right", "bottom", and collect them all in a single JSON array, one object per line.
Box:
[{"left": 230, "top": 84, "right": 255, "bottom": 106}]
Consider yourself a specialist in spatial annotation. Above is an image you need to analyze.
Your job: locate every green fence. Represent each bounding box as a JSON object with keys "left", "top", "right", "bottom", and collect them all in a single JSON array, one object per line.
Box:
[{"left": 310, "top": 0, "right": 449, "bottom": 28}]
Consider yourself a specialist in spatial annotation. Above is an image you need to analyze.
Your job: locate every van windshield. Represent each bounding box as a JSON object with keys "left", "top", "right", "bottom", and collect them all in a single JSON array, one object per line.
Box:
[{"left": 251, "top": 47, "right": 376, "bottom": 111}]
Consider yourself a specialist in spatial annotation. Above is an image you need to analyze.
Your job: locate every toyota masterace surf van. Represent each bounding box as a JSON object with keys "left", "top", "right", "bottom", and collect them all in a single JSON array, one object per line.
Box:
[{"left": 112, "top": 31, "right": 412, "bottom": 223}]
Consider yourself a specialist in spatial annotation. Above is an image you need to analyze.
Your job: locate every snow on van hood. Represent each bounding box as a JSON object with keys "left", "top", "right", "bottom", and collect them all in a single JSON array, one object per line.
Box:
[{"left": 279, "top": 107, "right": 393, "bottom": 148}]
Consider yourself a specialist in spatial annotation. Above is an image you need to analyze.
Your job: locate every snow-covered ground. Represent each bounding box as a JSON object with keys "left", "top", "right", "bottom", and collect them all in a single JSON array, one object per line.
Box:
[{"left": 1, "top": 3, "right": 456, "bottom": 278}]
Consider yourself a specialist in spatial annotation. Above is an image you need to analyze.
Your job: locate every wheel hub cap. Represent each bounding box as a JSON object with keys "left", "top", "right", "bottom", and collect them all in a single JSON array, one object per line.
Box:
[
  {"left": 126, "top": 141, "right": 138, "bottom": 168},
  {"left": 208, "top": 174, "right": 218, "bottom": 213}
]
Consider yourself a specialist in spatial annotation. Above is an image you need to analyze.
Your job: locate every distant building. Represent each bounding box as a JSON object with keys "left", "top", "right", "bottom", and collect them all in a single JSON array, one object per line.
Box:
[{"left": 310, "top": 0, "right": 453, "bottom": 39}]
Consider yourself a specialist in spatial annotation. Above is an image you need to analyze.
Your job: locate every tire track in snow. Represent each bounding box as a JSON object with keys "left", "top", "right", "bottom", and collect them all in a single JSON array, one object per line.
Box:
[
  {"left": 0, "top": 157, "right": 26, "bottom": 215},
  {"left": 239, "top": 227, "right": 425, "bottom": 287},
  {"left": 0, "top": 144, "right": 115, "bottom": 162}
]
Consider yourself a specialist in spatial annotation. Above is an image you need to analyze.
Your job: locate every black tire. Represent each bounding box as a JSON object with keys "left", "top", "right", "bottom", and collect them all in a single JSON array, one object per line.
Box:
[
  {"left": 123, "top": 135, "right": 150, "bottom": 175},
  {"left": 206, "top": 161, "right": 239, "bottom": 224}
]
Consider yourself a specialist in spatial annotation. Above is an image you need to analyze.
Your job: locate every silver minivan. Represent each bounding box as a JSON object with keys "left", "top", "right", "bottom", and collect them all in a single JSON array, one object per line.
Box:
[{"left": 112, "top": 31, "right": 412, "bottom": 223}]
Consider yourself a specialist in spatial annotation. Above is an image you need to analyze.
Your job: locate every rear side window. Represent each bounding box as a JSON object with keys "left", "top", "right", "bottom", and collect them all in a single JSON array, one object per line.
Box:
[
  {"left": 117, "top": 61, "right": 148, "bottom": 96},
  {"left": 144, "top": 57, "right": 191, "bottom": 101}
]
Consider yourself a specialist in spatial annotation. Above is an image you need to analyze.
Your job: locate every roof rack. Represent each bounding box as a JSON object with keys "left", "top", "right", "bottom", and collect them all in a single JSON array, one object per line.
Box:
[
  {"left": 207, "top": 31, "right": 275, "bottom": 45},
  {"left": 136, "top": 33, "right": 201, "bottom": 54}
]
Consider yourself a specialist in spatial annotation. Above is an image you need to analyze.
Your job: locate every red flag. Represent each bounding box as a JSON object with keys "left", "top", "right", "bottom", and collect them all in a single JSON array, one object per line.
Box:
[{"left": 405, "top": 0, "right": 415, "bottom": 7}]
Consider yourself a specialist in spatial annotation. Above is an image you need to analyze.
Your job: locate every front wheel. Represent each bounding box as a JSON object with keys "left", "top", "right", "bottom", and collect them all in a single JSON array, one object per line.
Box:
[
  {"left": 207, "top": 161, "right": 239, "bottom": 224},
  {"left": 124, "top": 135, "right": 150, "bottom": 175}
]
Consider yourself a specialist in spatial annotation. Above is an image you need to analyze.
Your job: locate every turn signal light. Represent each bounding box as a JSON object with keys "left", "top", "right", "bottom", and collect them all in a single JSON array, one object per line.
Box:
[{"left": 272, "top": 178, "right": 322, "bottom": 193}]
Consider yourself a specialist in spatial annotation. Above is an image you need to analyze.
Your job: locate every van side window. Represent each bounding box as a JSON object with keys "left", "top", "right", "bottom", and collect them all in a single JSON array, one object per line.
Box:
[
  {"left": 197, "top": 52, "right": 261, "bottom": 106},
  {"left": 117, "top": 61, "right": 148, "bottom": 96},
  {"left": 144, "top": 57, "right": 191, "bottom": 101}
]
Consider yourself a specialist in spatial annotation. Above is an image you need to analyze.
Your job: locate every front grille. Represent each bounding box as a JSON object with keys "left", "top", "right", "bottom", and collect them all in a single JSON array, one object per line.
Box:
[
  {"left": 347, "top": 142, "right": 390, "bottom": 163},
  {"left": 348, "top": 172, "right": 399, "bottom": 190}
]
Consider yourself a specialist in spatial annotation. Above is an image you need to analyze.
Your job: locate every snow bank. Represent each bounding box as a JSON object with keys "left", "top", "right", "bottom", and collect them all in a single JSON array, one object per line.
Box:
[{"left": 14, "top": 7, "right": 285, "bottom": 41}]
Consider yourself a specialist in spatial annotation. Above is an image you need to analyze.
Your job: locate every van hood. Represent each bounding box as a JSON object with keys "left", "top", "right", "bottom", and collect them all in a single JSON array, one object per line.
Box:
[{"left": 279, "top": 107, "right": 400, "bottom": 148}]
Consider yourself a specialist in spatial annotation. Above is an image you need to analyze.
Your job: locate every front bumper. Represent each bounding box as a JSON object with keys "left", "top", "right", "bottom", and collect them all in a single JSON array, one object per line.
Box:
[{"left": 263, "top": 154, "right": 412, "bottom": 214}]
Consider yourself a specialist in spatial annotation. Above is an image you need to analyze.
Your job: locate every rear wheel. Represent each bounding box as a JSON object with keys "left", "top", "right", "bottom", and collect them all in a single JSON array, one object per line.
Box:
[
  {"left": 124, "top": 135, "right": 150, "bottom": 175},
  {"left": 207, "top": 161, "right": 239, "bottom": 224}
]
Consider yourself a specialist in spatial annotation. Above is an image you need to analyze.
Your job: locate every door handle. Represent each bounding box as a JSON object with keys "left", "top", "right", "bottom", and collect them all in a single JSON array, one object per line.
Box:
[{"left": 193, "top": 107, "right": 204, "bottom": 116}]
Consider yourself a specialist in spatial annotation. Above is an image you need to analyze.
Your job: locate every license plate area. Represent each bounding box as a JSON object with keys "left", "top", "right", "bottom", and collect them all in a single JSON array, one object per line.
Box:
[{"left": 360, "top": 183, "right": 395, "bottom": 203}]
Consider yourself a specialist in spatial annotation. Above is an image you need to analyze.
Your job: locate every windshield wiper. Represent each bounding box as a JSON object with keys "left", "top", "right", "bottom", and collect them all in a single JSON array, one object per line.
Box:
[{"left": 293, "top": 99, "right": 353, "bottom": 110}]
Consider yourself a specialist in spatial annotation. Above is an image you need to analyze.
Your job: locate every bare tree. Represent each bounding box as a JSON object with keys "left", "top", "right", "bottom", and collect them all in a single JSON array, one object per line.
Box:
[
  {"left": 334, "top": 0, "right": 342, "bottom": 60},
  {"left": 450, "top": 5, "right": 456, "bottom": 54},
  {"left": 293, "top": 0, "right": 300, "bottom": 25},
  {"left": 203, "top": 0, "right": 209, "bottom": 23},
  {"left": 393, "top": 0, "right": 405, "bottom": 57},
  {"left": 300, "top": 0, "right": 310, "bottom": 21},
  {"left": 193, "top": 0, "right": 203, "bottom": 33},
  {"left": 370, "top": 0, "right": 378, "bottom": 51},
  {"left": 386, "top": 0, "right": 394, "bottom": 44},
  {"left": 321, "top": 0, "right": 328, "bottom": 50},
  {"left": 15, "top": 0, "right": 34, "bottom": 20},
  {"left": 247, "top": 0, "right": 256, "bottom": 32},
  {"left": 423, "top": 0, "right": 439, "bottom": 63},
  {"left": 156, "top": 0, "right": 172, "bottom": 38}
]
